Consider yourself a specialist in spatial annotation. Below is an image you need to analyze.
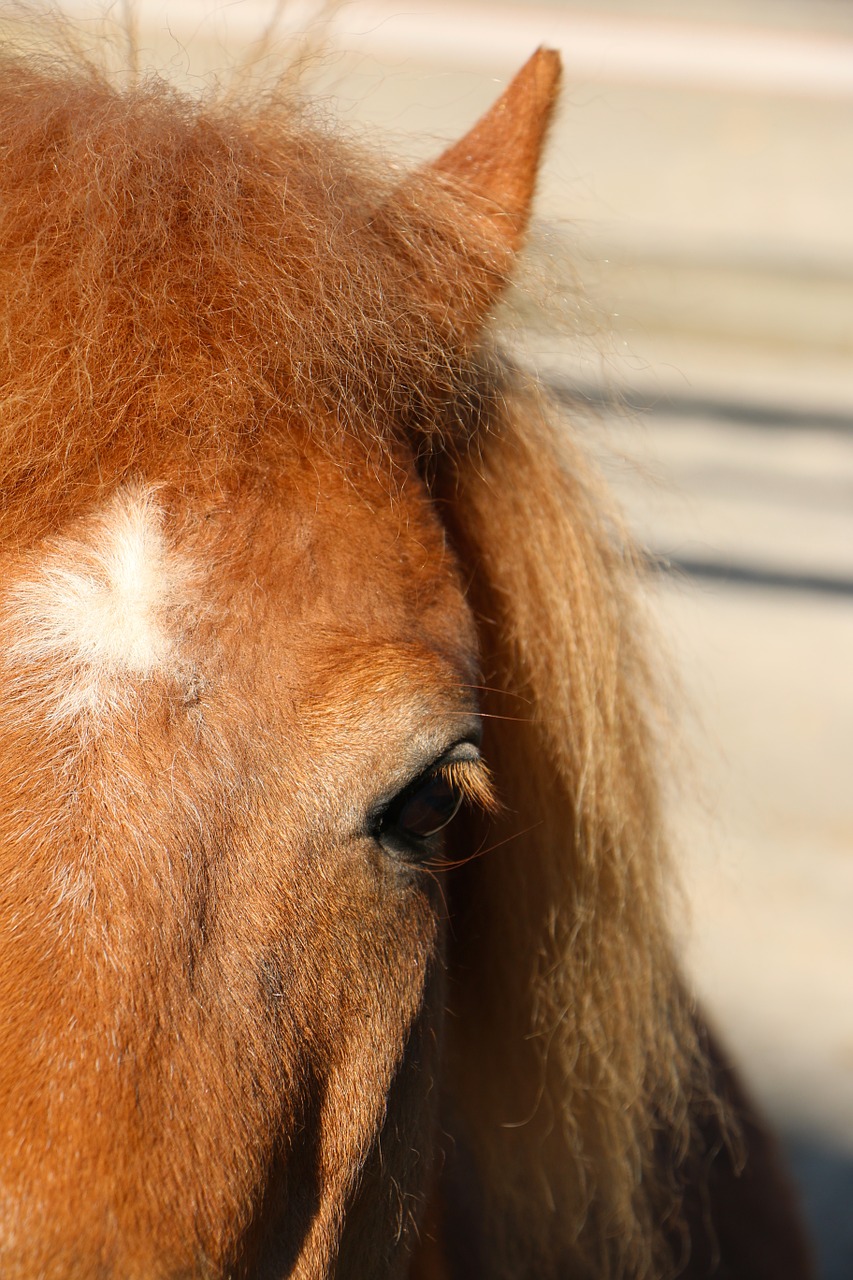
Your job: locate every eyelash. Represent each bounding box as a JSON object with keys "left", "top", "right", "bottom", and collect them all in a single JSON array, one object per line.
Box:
[{"left": 373, "top": 756, "right": 495, "bottom": 857}]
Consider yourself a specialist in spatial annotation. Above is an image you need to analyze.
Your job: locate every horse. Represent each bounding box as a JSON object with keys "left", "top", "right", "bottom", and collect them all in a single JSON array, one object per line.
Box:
[{"left": 0, "top": 30, "right": 814, "bottom": 1280}]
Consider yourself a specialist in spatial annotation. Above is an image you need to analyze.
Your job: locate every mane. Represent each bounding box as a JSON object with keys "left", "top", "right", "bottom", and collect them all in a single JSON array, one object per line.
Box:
[
  {"left": 0, "top": 43, "right": 500, "bottom": 546},
  {"left": 437, "top": 383, "right": 719, "bottom": 1278},
  {"left": 0, "top": 33, "right": 724, "bottom": 1279}
]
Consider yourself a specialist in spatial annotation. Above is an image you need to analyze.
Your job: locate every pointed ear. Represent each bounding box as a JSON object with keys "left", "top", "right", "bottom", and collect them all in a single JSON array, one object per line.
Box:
[
  {"left": 431, "top": 47, "right": 561, "bottom": 258},
  {"left": 372, "top": 50, "right": 561, "bottom": 359}
]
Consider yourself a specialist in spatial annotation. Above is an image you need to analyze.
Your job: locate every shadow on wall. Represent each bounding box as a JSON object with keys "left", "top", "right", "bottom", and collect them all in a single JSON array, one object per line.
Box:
[{"left": 784, "top": 1134, "right": 853, "bottom": 1280}]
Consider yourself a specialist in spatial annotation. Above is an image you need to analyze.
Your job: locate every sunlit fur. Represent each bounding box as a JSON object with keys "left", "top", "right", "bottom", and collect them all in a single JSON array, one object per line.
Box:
[{"left": 0, "top": 26, "right": 808, "bottom": 1280}]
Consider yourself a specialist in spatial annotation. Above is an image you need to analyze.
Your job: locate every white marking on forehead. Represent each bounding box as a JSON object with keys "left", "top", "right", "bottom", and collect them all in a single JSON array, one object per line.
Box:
[{"left": 7, "top": 486, "right": 195, "bottom": 722}]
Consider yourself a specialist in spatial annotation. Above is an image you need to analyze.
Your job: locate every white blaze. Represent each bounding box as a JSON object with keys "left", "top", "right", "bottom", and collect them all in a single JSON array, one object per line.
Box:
[{"left": 7, "top": 486, "right": 192, "bottom": 721}]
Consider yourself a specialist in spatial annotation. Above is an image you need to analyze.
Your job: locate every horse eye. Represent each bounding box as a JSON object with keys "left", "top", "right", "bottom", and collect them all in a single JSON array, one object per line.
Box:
[{"left": 377, "top": 771, "right": 464, "bottom": 848}]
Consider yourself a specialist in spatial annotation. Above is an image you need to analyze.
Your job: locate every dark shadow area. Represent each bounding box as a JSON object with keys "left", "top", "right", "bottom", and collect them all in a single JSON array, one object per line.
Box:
[
  {"left": 782, "top": 1133, "right": 853, "bottom": 1280},
  {"left": 656, "top": 555, "right": 853, "bottom": 601},
  {"left": 235, "top": 1063, "right": 326, "bottom": 1280}
]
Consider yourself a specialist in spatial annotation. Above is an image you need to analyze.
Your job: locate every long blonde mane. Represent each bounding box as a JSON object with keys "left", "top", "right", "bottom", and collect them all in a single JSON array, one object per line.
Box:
[{"left": 434, "top": 378, "right": 715, "bottom": 1277}]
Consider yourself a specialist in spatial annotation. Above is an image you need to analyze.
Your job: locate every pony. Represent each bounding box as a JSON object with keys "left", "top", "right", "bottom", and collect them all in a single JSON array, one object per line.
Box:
[{"left": 0, "top": 29, "right": 813, "bottom": 1280}]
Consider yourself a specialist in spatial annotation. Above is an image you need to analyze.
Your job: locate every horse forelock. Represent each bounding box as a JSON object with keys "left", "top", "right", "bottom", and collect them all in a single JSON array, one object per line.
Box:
[{"left": 0, "top": 50, "right": 500, "bottom": 547}]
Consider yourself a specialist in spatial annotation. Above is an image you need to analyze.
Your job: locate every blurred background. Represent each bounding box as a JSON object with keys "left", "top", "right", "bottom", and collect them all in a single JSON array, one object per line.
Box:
[{"left": 38, "top": 0, "right": 853, "bottom": 1272}]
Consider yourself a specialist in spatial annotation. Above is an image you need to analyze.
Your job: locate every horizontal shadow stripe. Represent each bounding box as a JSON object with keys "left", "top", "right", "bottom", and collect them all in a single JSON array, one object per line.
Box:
[
  {"left": 655, "top": 554, "right": 853, "bottom": 600},
  {"left": 549, "top": 379, "right": 853, "bottom": 436}
]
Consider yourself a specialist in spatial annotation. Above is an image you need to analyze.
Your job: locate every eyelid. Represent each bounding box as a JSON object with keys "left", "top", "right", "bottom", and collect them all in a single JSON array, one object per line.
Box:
[
  {"left": 433, "top": 755, "right": 497, "bottom": 816},
  {"left": 400, "top": 739, "right": 488, "bottom": 806},
  {"left": 370, "top": 740, "right": 495, "bottom": 839}
]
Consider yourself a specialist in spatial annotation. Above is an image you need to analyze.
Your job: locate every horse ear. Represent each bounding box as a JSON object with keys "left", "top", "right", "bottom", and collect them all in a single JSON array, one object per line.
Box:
[
  {"left": 372, "top": 50, "right": 560, "bottom": 354},
  {"left": 430, "top": 47, "right": 562, "bottom": 259}
]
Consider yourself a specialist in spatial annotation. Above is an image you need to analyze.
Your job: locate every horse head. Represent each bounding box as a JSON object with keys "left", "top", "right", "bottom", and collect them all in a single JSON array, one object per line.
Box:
[{"left": 0, "top": 36, "right": 812, "bottom": 1280}]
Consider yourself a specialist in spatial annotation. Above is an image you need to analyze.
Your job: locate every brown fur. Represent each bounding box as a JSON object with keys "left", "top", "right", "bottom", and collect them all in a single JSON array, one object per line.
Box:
[
  {"left": 0, "top": 41, "right": 508, "bottom": 544},
  {"left": 0, "top": 25, "right": 812, "bottom": 1280}
]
